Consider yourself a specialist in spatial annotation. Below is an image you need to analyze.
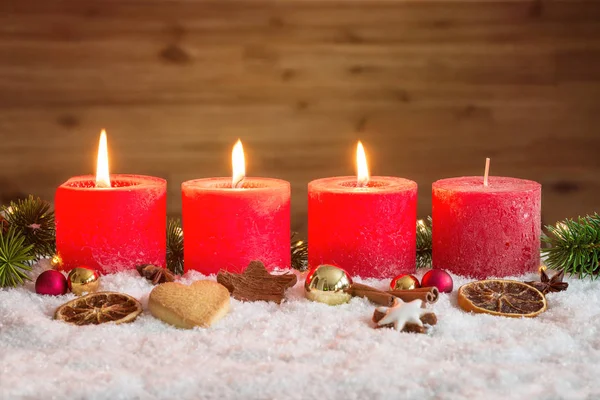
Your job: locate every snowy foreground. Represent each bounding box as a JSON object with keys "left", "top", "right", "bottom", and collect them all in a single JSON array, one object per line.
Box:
[{"left": 1, "top": 261, "right": 599, "bottom": 400}]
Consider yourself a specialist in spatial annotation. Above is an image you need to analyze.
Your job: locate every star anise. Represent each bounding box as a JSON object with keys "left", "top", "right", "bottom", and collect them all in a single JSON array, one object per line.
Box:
[
  {"left": 136, "top": 264, "right": 175, "bottom": 285},
  {"left": 525, "top": 269, "right": 568, "bottom": 294}
]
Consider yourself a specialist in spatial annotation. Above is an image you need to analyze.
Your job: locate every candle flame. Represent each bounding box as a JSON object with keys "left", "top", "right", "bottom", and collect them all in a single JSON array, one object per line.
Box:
[
  {"left": 356, "top": 141, "right": 369, "bottom": 187},
  {"left": 95, "top": 130, "right": 111, "bottom": 188},
  {"left": 232, "top": 139, "right": 245, "bottom": 188}
]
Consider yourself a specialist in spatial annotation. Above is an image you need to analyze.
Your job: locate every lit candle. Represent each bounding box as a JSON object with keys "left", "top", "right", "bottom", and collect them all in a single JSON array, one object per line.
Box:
[
  {"left": 182, "top": 140, "right": 291, "bottom": 274},
  {"left": 432, "top": 159, "right": 541, "bottom": 278},
  {"left": 308, "top": 142, "right": 418, "bottom": 278},
  {"left": 55, "top": 130, "right": 167, "bottom": 274}
]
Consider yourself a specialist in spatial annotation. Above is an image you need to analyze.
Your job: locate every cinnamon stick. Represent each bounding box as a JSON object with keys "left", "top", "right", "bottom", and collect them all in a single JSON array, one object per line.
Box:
[
  {"left": 388, "top": 287, "right": 439, "bottom": 304},
  {"left": 347, "top": 283, "right": 395, "bottom": 306},
  {"left": 347, "top": 283, "right": 439, "bottom": 305}
]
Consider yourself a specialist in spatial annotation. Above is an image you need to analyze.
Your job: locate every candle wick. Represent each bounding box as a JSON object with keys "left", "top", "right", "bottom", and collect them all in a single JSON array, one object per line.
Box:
[
  {"left": 233, "top": 177, "right": 245, "bottom": 189},
  {"left": 95, "top": 181, "right": 110, "bottom": 189},
  {"left": 483, "top": 157, "right": 491, "bottom": 187}
]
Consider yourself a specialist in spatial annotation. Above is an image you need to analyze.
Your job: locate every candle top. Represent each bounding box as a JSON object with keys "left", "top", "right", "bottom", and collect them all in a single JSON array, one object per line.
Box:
[
  {"left": 309, "top": 176, "right": 417, "bottom": 193},
  {"left": 182, "top": 177, "right": 290, "bottom": 192},
  {"left": 433, "top": 176, "right": 540, "bottom": 193},
  {"left": 60, "top": 174, "right": 166, "bottom": 190}
]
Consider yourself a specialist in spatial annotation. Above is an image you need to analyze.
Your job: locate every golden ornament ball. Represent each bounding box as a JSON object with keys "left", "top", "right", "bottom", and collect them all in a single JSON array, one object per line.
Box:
[
  {"left": 390, "top": 274, "right": 420, "bottom": 291},
  {"left": 304, "top": 264, "right": 353, "bottom": 306},
  {"left": 50, "top": 254, "right": 64, "bottom": 270},
  {"left": 68, "top": 267, "right": 101, "bottom": 296}
]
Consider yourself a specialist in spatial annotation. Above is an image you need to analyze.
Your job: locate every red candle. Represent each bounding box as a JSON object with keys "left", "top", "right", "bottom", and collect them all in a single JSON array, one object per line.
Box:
[
  {"left": 432, "top": 175, "right": 541, "bottom": 278},
  {"left": 308, "top": 142, "right": 417, "bottom": 278},
  {"left": 182, "top": 140, "right": 291, "bottom": 274},
  {"left": 55, "top": 131, "right": 166, "bottom": 274}
]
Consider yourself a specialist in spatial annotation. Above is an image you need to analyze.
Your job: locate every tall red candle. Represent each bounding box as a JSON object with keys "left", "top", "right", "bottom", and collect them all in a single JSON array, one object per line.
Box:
[
  {"left": 308, "top": 176, "right": 417, "bottom": 278},
  {"left": 182, "top": 177, "right": 290, "bottom": 274},
  {"left": 55, "top": 131, "right": 166, "bottom": 274},
  {"left": 308, "top": 142, "right": 417, "bottom": 278},
  {"left": 182, "top": 140, "right": 290, "bottom": 274},
  {"left": 55, "top": 174, "right": 167, "bottom": 274},
  {"left": 432, "top": 176, "right": 541, "bottom": 278}
]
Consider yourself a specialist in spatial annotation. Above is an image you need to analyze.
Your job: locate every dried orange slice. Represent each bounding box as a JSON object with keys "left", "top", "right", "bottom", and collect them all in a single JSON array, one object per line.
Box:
[
  {"left": 458, "top": 280, "right": 547, "bottom": 318},
  {"left": 55, "top": 291, "right": 142, "bottom": 325}
]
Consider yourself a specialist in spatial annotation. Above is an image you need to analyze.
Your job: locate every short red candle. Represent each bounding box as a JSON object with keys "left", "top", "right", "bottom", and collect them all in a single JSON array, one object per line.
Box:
[
  {"left": 55, "top": 175, "right": 167, "bottom": 274},
  {"left": 182, "top": 177, "right": 291, "bottom": 274},
  {"left": 308, "top": 176, "right": 417, "bottom": 278},
  {"left": 432, "top": 176, "right": 541, "bottom": 278}
]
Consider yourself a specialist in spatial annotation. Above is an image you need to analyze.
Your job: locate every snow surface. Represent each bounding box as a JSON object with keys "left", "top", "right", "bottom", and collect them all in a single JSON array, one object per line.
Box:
[{"left": 1, "top": 261, "right": 599, "bottom": 400}]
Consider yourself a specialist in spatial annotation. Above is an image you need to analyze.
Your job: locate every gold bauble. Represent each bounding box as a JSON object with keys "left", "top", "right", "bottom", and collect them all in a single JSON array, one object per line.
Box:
[
  {"left": 50, "top": 254, "right": 64, "bottom": 270},
  {"left": 68, "top": 267, "right": 101, "bottom": 296},
  {"left": 304, "top": 264, "right": 353, "bottom": 306},
  {"left": 390, "top": 274, "right": 420, "bottom": 291}
]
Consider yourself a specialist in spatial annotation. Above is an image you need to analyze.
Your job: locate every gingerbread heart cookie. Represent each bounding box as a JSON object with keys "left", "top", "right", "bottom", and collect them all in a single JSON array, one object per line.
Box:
[{"left": 148, "top": 280, "right": 230, "bottom": 329}]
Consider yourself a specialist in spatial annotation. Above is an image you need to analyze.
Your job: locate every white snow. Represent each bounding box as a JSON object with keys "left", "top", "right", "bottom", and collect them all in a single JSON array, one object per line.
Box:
[{"left": 1, "top": 261, "right": 599, "bottom": 399}]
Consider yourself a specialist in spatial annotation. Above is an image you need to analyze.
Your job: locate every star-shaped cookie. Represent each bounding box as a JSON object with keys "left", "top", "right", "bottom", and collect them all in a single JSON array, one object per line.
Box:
[
  {"left": 373, "top": 298, "right": 436, "bottom": 333},
  {"left": 217, "top": 260, "right": 297, "bottom": 304}
]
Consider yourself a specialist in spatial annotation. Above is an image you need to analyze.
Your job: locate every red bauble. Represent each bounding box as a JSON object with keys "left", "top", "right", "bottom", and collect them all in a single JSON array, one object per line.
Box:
[
  {"left": 422, "top": 269, "right": 453, "bottom": 293},
  {"left": 35, "top": 270, "right": 68, "bottom": 296}
]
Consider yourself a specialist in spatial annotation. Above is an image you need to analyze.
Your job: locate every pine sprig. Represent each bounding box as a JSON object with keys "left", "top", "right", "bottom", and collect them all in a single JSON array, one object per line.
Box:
[
  {"left": 166, "top": 218, "right": 184, "bottom": 275},
  {"left": 2, "top": 195, "right": 55, "bottom": 259},
  {"left": 0, "top": 227, "right": 35, "bottom": 287},
  {"left": 291, "top": 232, "right": 308, "bottom": 272},
  {"left": 416, "top": 216, "right": 433, "bottom": 269},
  {"left": 542, "top": 213, "right": 600, "bottom": 279}
]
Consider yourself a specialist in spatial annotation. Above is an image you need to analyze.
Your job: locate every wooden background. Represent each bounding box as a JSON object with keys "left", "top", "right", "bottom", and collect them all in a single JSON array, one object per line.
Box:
[{"left": 0, "top": 0, "right": 599, "bottom": 235}]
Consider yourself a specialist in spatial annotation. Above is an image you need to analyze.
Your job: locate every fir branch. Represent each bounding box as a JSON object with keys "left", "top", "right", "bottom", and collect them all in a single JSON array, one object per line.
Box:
[
  {"left": 542, "top": 213, "right": 600, "bottom": 279},
  {"left": 166, "top": 218, "right": 184, "bottom": 275},
  {"left": 291, "top": 232, "right": 308, "bottom": 272},
  {"left": 0, "top": 227, "right": 35, "bottom": 287},
  {"left": 416, "top": 216, "right": 432, "bottom": 269},
  {"left": 2, "top": 195, "right": 55, "bottom": 259}
]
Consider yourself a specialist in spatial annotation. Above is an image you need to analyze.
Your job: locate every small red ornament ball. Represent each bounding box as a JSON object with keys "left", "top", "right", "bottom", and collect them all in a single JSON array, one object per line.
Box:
[
  {"left": 35, "top": 270, "right": 68, "bottom": 296},
  {"left": 422, "top": 269, "right": 453, "bottom": 293}
]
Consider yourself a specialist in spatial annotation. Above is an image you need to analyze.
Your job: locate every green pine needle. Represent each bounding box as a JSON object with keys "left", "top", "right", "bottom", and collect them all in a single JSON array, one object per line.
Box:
[
  {"left": 0, "top": 227, "right": 35, "bottom": 287},
  {"left": 542, "top": 213, "right": 600, "bottom": 279},
  {"left": 416, "top": 216, "right": 433, "bottom": 269},
  {"left": 166, "top": 218, "right": 184, "bottom": 275},
  {"left": 2, "top": 195, "right": 55, "bottom": 259}
]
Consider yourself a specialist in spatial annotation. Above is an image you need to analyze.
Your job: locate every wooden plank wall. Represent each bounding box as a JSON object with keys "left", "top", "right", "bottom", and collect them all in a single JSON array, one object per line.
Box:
[{"left": 0, "top": 0, "right": 599, "bottom": 234}]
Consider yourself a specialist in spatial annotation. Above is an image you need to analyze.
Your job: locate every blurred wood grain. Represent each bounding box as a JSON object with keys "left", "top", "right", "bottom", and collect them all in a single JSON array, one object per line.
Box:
[{"left": 0, "top": 0, "right": 599, "bottom": 234}]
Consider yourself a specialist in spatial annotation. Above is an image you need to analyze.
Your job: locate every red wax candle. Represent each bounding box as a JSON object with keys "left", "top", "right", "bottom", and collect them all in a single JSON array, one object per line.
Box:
[
  {"left": 182, "top": 177, "right": 291, "bottom": 274},
  {"left": 432, "top": 176, "right": 541, "bottom": 278},
  {"left": 55, "top": 174, "right": 167, "bottom": 274},
  {"left": 308, "top": 176, "right": 418, "bottom": 278}
]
